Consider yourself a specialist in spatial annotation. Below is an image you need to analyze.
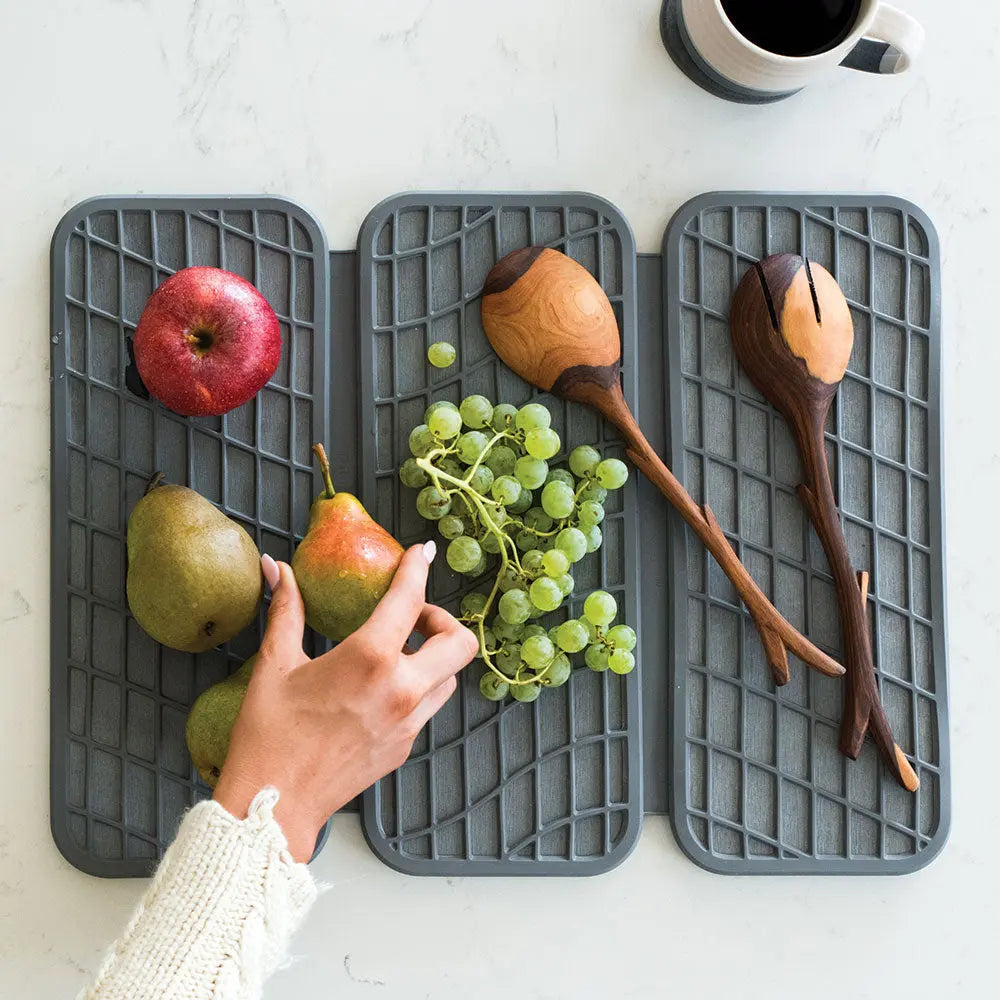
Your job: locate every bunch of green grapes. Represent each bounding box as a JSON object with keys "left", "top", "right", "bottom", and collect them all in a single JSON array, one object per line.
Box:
[{"left": 399, "top": 394, "right": 637, "bottom": 702}]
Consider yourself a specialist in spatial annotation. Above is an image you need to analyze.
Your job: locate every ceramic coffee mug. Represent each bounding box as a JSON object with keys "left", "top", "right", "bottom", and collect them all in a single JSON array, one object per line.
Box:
[{"left": 660, "top": 0, "right": 925, "bottom": 104}]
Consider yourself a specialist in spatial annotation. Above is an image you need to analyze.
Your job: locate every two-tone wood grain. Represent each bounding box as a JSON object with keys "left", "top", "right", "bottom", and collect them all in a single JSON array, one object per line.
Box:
[
  {"left": 730, "top": 253, "right": 919, "bottom": 791},
  {"left": 481, "top": 246, "right": 844, "bottom": 684}
]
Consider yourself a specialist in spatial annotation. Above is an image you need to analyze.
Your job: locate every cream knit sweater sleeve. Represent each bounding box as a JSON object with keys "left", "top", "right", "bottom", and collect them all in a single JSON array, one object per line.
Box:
[{"left": 81, "top": 788, "right": 318, "bottom": 1000}]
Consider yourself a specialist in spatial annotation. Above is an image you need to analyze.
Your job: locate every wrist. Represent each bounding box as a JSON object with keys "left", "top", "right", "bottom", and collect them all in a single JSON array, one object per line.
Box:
[{"left": 213, "top": 773, "right": 322, "bottom": 864}]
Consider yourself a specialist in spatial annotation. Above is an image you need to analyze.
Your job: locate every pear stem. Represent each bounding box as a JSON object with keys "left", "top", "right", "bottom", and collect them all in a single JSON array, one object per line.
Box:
[
  {"left": 312, "top": 443, "right": 335, "bottom": 498},
  {"left": 144, "top": 471, "right": 165, "bottom": 496}
]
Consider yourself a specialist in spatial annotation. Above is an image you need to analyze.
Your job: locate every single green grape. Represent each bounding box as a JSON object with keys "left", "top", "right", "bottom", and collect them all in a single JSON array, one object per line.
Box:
[
  {"left": 583, "top": 590, "right": 617, "bottom": 627},
  {"left": 521, "top": 624, "right": 547, "bottom": 639},
  {"left": 577, "top": 500, "right": 605, "bottom": 528},
  {"left": 493, "top": 618, "right": 524, "bottom": 642},
  {"left": 521, "top": 635, "right": 556, "bottom": 669},
  {"left": 608, "top": 649, "right": 636, "bottom": 675},
  {"left": 542, "top": 653, "right": 572, "bottom": 687},
  {"left": 438, "top": 514, "right": 466, "bottom": 540},
  {"left": 480, "top": 672, "right": 509, "bottom": 700},
  {"left": 456, "top": 431, "right": 490, "bottom": 464},
  {"left": 481, "top": 531, "right": 502, "bottom": 554},
  {"left": 424, "top": 399, "right": 459, "bottom": 422},
  {"left": 555, "top": 527, "right": 588, "bottom": 563},
  {"left": 514, "top": 456, "right": 548, "bottom": 490},
  {"left": 555, "top": 573, "right": 575, "bottom": 597},
  {"left": 510, "top": 681, "right": 541, "bottom": 703},
  {"left": 468, "top": 465, "right": 494, "bottom": 495},
  {"left": 529, "top": 576, "right": 563, "bottom": 613},
  {"left": 547, "top": 625, "right": 563, "bottom": 645},
  {"left": 595, "top": 458, "right": 629, "bottom": 489},
  {"left": 428, "top": 406, "right": 463, "bottom": 440},
  {"left": 541, "top": 549, "right": 570, "bottom": 578},
  {"left": 416, "top": 486, "right": 451, "bottom": 520},
  {"left": 491, "top": 402, "right": 518, "bottom": 433},
  {"left": 496, "top": 643, "right": 522, "bottom": 676},
  {"left": 399, "top": 458, "right": 428, "bottom": 488},
  {"left": 486, "top": 445, "right": 517, "bottom": 477},
  {"left": 545, "top": 468, "right": 576, "bottom": 487},
  {"left": 515, "top": 530, "right": 536, "bottom": 552},
  {"left": 580, "top": 617, "right": 598, "bottom": 642},
  {"left": 525, "top": 427, "right": 561, "bottom": 461},
  {"left": 578, "top": 482, "right": 608, "bottom": 504},
  {"left": 428, "top": 341, "right": 456, "bottom": 368},
  {"left": 522, "top": 549, "right": 545, "bottom": 574},
  {"left": 541, "top": 480, "right": 575, "bottom": 519},
  {"left": 585, "top": 644, "right": 610, "bottom": 672},
  {"left": 507, "top": 487, "right": 533, "bottom": 514},
  {"left": 523, "top": 507, "right": 554, "bottom": 532},
  {"left": 555, "top": 619, "right": 589, "bottom": 653},
  {"left": 437, "top": 457, "right": 465, "bottom": 479},
  {"left": 409, "top": 424, "right": 435, "bottom": 458},
  {"left": 606, "top": 624, "right": 637, "bottom": 652},
  {"left": 498, "top": 588, "right": 532, "bottom": 624},
  {"left": 459, "top": 394, "right": 494, "bottom": 429},
  {"left": 461, "top": 591, "right": 489, "bottom": 617},
  {"left": 492, "top": 475, "right": 522, "bottom": 506},
  {"left": 568, "top": 445, "right": 601, "bottom": 478},
  {"left": 583, "top": 525, "right": 602, "bottom": 553},
  {"left": 497, "top": 565, "right": 522, "bottom": 592},
  {"left": 447, "top": 536, "right": 483, "bottom": 573},
  {"left": 515, "top": 402, "right": 552, "bottom": 432}
]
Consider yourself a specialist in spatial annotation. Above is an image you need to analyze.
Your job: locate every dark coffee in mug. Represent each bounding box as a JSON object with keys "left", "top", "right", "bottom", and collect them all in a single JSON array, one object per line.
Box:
[{"left": 720, "top": 0, "right": 863, "bottom": 57}]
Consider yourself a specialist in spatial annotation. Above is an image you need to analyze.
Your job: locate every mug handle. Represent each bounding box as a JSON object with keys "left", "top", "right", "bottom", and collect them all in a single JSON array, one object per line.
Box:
[{"left": 840, "top": 2, "right": 925, "bottom": 74}]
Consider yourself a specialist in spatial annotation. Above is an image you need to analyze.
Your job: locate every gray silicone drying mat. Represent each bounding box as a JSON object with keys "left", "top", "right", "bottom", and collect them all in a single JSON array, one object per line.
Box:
[
  {"left": 357, "top": 193, "right": 644, "bottom": 875},
  {"left": 50, "top": 196, "right": 331, "bottom": 877},
  {"left": 663, "top": 193, "right": 950, "bottom": 874}
]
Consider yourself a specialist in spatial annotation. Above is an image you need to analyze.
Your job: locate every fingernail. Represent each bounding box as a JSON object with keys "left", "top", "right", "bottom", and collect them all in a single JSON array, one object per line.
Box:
[
  {"left": 422, "top": 540, "right": 437, "bottom": 564},
  {"left": 261, "top": 554, "right": 281, "bottom": 593}
]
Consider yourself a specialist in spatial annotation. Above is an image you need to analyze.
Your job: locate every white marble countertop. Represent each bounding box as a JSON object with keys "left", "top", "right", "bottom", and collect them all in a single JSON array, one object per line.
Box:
[{"left": 1, "top": 1, "right": 996, "bottom": 996}]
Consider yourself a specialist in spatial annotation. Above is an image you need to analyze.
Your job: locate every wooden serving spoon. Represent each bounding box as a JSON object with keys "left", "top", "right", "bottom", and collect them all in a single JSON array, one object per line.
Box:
[
  {"left": 481, "top": 246, "right": 843, "bottom": 684},
  {"left": 730, "top": 253, "right": 918, "bottom": 791}
]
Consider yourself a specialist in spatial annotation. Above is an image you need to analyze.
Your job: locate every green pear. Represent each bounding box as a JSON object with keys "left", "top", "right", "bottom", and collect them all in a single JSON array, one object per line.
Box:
[
  {"left": 126, "top": 480, "right": 262, "bottom": 653},
  {"left": 291, "top": 444, "right": 403, "bottom": 641},
  {"left": 185, "top": 657, "right": 255, "bottom": 787}
]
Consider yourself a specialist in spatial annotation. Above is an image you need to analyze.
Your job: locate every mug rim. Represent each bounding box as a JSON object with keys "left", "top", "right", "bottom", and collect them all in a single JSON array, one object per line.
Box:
[{"left": 711, "top": 0, "right": 877, "bottom": 65}]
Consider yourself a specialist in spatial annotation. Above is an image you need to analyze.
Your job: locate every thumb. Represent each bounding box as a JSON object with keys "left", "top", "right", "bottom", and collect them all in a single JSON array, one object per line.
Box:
[{"left": 257, "top": 555, "right": 306, "bottom": 668}]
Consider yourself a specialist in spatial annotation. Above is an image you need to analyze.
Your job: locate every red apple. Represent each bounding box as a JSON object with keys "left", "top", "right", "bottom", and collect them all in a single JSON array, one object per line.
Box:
[{"left": 134, "top": 266, "right": 281, "bottom": 417}]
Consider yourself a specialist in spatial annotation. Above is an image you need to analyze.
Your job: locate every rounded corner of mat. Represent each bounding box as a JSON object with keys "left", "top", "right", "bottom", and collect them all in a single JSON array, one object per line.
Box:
[
  {"left": 252, "top": 194, "right": 329, "bottom": 252},
  {"left": 899, "top": 811, "right": 952, "bottom": 876},
  {"left": 667, "top": 812, "right": 736, "bottom": 876},
  {"left": 50, "top": 815, "right": 115, "bottom": 880},
  {"left": 661, "top": 190, "right": 733, "bottom": 250},
  {"left": 564, "top": 190, "right": 637, "bottom": 248},
  {"left": 355, "top": 191, "right": 419, "bottom": 254},
  {"left": 51, "top": 196, "right": 108, "bottom": 256}
]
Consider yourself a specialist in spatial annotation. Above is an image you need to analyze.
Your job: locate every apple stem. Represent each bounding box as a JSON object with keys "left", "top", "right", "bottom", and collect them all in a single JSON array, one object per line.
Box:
[{"left": 312, "top": 443, "right": 335, "bottom": 498}]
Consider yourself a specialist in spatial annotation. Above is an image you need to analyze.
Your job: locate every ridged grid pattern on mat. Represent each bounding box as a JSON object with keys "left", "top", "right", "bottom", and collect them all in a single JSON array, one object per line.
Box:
[
  {"left": 50, "top": 197, "right": 329, "bottom": 876},
  {"left": 358, "top": 194, "right": 642, "bottom": 875},
  {"left": 664, "top": 194, "right": 949, "bottom": 874}
]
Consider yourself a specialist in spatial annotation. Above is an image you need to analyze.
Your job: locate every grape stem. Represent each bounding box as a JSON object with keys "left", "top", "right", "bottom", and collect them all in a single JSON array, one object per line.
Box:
[{"left": 415, "top": 450, "right": 542, "bottom": 686}]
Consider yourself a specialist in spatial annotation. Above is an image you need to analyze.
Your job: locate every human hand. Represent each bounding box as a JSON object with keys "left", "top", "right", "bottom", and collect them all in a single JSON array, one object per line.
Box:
[{"left": 213, "top": 540, "right": 478, "bottom": 862}]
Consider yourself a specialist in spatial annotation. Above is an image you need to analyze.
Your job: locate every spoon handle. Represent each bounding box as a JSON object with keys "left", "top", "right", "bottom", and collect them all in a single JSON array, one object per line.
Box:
[
  {"left": 795, "top": 415, "right": 919, "bottom": 790},
  {"left": 590, "top": 381, "right": 844, "bottom": 682}
]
